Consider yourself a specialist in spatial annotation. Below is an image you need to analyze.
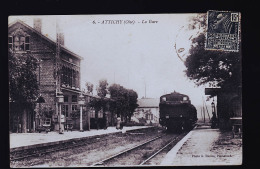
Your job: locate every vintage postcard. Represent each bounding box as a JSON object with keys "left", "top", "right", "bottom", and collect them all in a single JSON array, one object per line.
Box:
[{"left": 9, "top": 13, "right": 242, "bottom": 167}]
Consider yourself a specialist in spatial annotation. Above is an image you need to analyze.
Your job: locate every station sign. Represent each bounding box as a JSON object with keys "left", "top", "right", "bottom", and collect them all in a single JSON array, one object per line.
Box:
[{"left": 205, "top": 88, "right": 221, "bottom": 96}]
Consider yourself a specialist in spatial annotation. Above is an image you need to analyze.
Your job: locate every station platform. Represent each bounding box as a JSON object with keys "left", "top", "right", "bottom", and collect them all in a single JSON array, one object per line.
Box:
[
  {"left": 161, "top": 125, "right": 242, "bottom": 166},
  {"left": 10, "top": 126, "right": 150, "bottom": 150}
]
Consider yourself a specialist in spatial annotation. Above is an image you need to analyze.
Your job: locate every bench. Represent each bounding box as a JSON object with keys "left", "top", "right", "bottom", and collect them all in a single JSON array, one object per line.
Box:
[
  {"left": 230, "top": 117, "right": 242, "bottom": 138},
  {"left": 65, "top": 119, "right": 73, "bottom": 132}
]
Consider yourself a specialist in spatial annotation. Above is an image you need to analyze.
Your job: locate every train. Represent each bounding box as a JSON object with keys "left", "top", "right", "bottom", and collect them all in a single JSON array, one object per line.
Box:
[{"left": 159, "top": 91, "right": 197, "bottom": 132}]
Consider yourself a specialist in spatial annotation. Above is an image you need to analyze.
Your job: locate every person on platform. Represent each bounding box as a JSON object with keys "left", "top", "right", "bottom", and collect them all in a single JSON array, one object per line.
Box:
[
  {"left": 116, "top": 116, "right": 121, "bottom": 130},
  {"left": 211, "top": 112, "right": 218, "bottom": 129}
]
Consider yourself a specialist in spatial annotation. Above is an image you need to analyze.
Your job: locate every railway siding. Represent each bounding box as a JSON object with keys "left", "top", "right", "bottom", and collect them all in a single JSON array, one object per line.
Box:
[{"left": 10, "top": 126, "right": 153, "bottom": 160}]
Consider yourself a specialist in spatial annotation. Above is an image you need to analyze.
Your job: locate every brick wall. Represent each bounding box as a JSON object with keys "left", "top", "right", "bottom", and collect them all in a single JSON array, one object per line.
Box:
[
  {"left": 29, "top": 32, "right": 54, "bottom": 53},
  {"left": 40, "top": 59, "right": 55, "bottom": 85}
]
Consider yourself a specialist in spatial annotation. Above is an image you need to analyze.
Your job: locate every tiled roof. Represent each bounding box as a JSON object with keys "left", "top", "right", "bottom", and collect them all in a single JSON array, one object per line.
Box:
[{"left": 137, "top": 98, "right": 159, "bottom": 108}]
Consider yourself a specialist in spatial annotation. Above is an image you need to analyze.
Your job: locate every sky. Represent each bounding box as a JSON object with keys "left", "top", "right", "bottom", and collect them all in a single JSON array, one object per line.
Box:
[{"left": 9, "top": 14, "right": 214, "bottom": 113}]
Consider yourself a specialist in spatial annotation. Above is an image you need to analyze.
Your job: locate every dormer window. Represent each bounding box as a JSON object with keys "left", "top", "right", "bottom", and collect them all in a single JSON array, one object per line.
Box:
[{"left": 8, "top": 35, "right": 30, "bottom": 51}]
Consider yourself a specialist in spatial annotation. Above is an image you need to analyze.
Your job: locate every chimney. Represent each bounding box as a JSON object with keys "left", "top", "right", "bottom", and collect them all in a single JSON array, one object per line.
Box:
[
  {"left": 33, "top": 18, "right": 42, "bottom": 33},
  {"left": 59, "top": 33, "right": 64, "bottom": 46}
]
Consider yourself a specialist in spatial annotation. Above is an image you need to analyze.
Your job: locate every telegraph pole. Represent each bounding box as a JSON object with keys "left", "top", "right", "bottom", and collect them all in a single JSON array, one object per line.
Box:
[
  {"left": 145, "top": 82, "right": 146, "bottom": 98},
  {"left": 55, "top": 18, "right": 64, "bottom": 134},
  {"left": 142, "top": 77, "right": 146, "bottom": 98}
]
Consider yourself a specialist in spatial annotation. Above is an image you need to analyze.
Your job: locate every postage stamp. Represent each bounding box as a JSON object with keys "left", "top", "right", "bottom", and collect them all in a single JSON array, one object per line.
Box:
[{"left": 205, "top": 10, "right": 240, "bottom": 52}]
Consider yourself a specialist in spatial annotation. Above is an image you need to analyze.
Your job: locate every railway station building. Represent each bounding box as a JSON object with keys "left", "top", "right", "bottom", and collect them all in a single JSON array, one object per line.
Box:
[
  {"left": 8, "top": 19, "right": 88, "bottom": 133},
  {"left": 133, "top": 98, "right": 160, "bottom": 124}
]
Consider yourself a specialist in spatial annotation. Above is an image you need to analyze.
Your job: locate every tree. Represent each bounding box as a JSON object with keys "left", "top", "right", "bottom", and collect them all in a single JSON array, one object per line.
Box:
[
  {"left": 89, "top": 81, "right": 138, "bottom": 127},
  {"left": 127, "top": 89, "right": 139, "bottom": 122},
  {"left": 85, "top": 81, "right": 94, "bottom": 94},
  {"left": 97, "top": 79, "right": 108, "bottom": 97},
  {"left": 89, "top": 79, "right": 109, "bottom": 129},
  {"left": 9, "top": 50, "right": 39, "bottom": 132},
  {"left": 108, "top": 84, "right": 138, "bottom": 122},
  {"left": 108, "top": 84, "right": 124, "bottom": 118},
  {"left": 184, "top": 14, "right": 241, "bottom": 92}
]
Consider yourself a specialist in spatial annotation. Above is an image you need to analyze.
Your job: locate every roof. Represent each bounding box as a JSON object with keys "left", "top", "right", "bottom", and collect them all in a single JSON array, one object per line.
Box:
[
  {"left": 137, "top": 98, "right": 160, "bottom": 108},
  {"left": 160, "top": 91, "right": 188, "bottom": 98},
  {"left": 8, "top": 20, "right": 83, "bottom": 60}
]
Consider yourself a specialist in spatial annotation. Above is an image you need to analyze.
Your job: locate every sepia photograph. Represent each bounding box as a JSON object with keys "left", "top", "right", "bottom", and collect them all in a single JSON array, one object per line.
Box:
[{"left": 8, "top": 13, "right": 242, "bottom": 167}]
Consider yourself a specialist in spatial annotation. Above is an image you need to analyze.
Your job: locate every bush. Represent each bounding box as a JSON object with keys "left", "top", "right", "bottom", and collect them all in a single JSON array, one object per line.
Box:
[{"left": 42, "top": 107, "right": 54, "bottom": 118}]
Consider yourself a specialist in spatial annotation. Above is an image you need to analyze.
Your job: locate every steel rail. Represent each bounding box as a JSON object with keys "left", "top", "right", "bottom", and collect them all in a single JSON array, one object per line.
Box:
[
  {"left": 10, "top": 141, "right": 86, "bottom": 161},
  {"left": 140, "top": 125, "right": 198, "bottom": 165},
  {"left": 92, "top": 125, "right": 196, "bottom": 166},
  {"left": 91, "top": 134, "right": 166, "bottom": 166},
  {"left": 139, "top": 135, "right": 180, "bottom": 165},
  {"left": 10, "top": 130, "right": 155, "bottom": 161},
  {"left": 10, "top": 137, "right": 107, "bottom": 161},
  {"left": 10, "top": 128, "right": 158, "bottom": 161}
]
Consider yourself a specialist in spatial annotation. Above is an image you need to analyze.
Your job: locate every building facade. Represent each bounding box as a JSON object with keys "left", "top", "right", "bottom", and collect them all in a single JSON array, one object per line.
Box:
[
  {"left": 133, "top": 98, "right": 160, "bottom": 124},
  {"left": 8, "top": 19, "right": 84, "bottom": 132}
]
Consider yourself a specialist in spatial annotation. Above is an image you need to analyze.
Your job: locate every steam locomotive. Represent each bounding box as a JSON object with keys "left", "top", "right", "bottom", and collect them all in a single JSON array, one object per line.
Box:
[{"left": 159, "top": 91, "right": 197, "bottom": 132}]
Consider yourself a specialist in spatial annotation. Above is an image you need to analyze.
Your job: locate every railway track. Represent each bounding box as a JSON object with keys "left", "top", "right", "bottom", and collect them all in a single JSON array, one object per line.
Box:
[
  {"left": 10, "top": 127, "right": 161, "bottom": 163},
  {"left": 10, "top": 126, "right": 193, "bottom": 167},
  {"left": 91, "top": 132, "right": 186, "bottom": 166},
  {"left": 10, "top": 137, "right": 103, "bottom": 161},
  {"left": 139, "top": 135, "right": 180, "bottom": 165}
]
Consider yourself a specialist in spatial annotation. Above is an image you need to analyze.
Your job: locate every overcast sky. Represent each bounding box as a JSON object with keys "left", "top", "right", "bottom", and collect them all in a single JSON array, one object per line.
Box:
[{"left": 9, "top": 14, "right": 213, "bottom": 110}]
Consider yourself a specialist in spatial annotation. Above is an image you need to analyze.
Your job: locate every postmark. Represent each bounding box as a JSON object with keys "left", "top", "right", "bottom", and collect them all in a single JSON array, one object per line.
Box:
[{"left": 205, "top": 10, "right": 240, "bottom": 52}]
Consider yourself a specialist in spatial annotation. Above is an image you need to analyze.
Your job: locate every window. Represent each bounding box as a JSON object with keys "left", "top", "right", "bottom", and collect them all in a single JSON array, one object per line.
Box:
[
  {"left": 64, "top": 95, "right": 68, "bottom": 102},
  {"left": 62, "top": 105, "right": 69, "bottom": 117},
  {"left": 90, "top": 109, "right": 95, "bottom": 118},
  {"left": 72, "top": 70, "right": 76, "bottom": 87},
  {"left": 61, "top": 67, "right": 65, "bottom": 85},
  {"left": 65, "top": 67, "right": 69, "bottom": 85},
  {"left": 162, "top": 97, "right": 166, "bottom": 101},
  {"left": 146, "top": 113, "right": 153, "bottom": 120},
  {"left": 72, "top": 105, "right": 78, "bottom": 112},
  {"left": 75, "top": 71, "right": 80, "bottom": 88},
  {"left": 98, "top": 111, "right": 103, "bottom": 118},
  {"left": 10, "top": 35, "right": 30, "bottom": 51},
  {"left": 61, "top": 67, "right": 79, "bottom": 88},
  {"left": 69, "top": 69, "right": 72, "bottom": 87},
  {"left": 72, "top": 95, "right": 77, "bottom": 103}
]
